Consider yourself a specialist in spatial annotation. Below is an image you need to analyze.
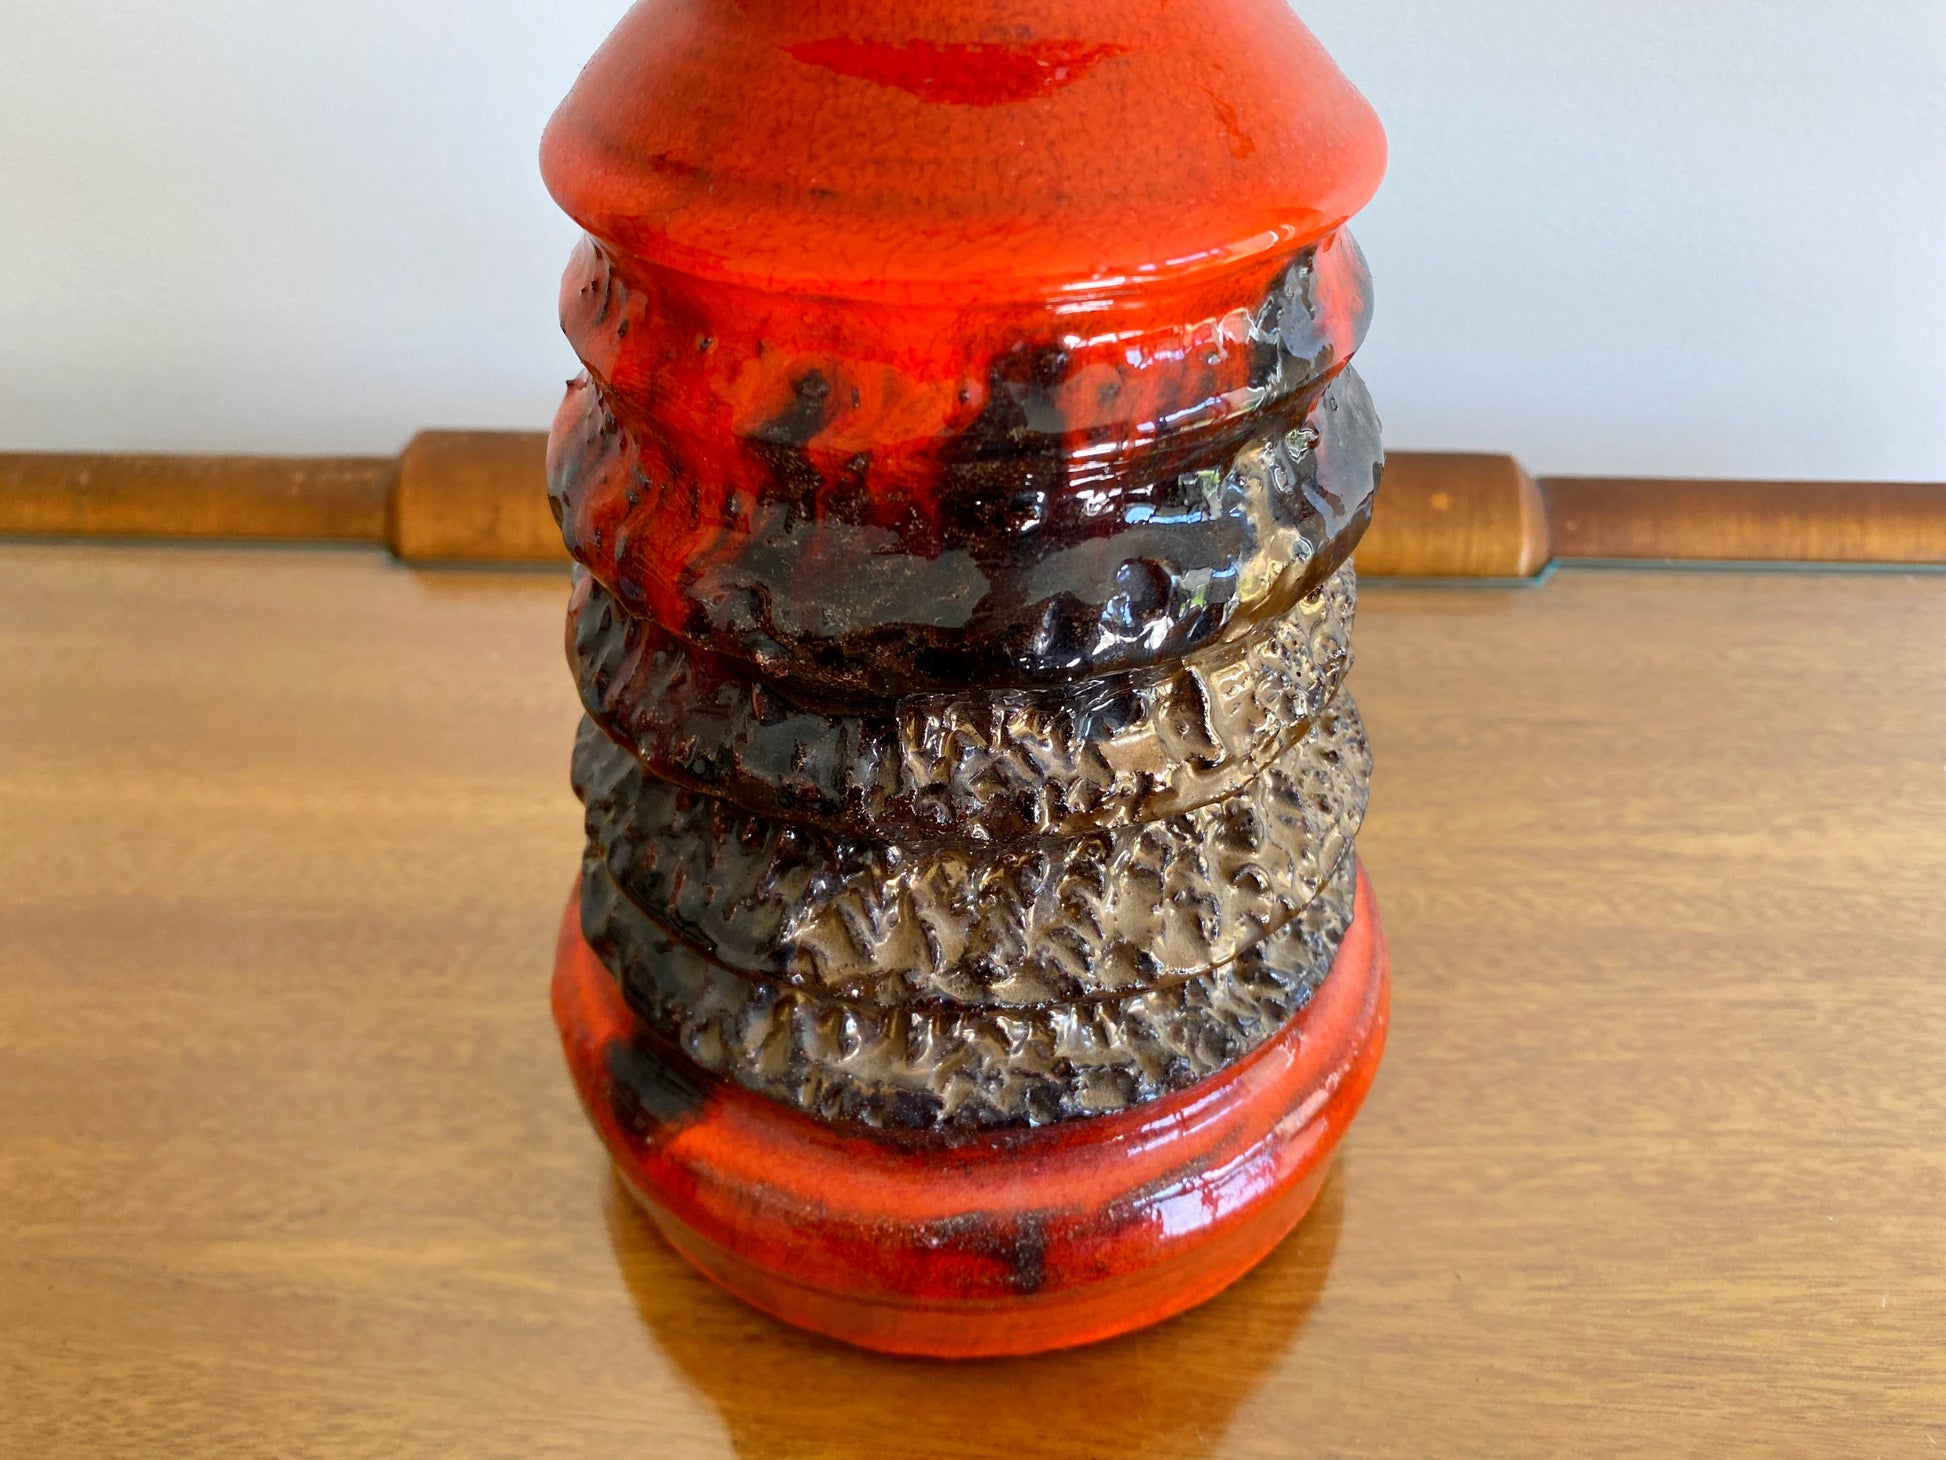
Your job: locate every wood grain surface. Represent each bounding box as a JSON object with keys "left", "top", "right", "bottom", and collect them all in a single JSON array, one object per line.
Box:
[
  {"left": 1353, "top": 452, "right": 1551, "bottom": 578},
  {"left": 0, "top": 452, "right": 392, "bottom": 542},
  {"left": 2, "top": 545, "right": 1942, "bottom": 1458},
  {"left": 1543, "top": 476, "right": 1946, "bottom": 566},
  {"left": 389, "top": 431, "right": 562, "bottom": 564}
]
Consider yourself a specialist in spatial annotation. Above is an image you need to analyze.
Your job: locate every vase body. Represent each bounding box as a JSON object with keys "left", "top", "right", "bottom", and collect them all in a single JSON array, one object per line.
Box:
[{"left": 543, "top": 0, "right": 1389, "bottom": 1355}]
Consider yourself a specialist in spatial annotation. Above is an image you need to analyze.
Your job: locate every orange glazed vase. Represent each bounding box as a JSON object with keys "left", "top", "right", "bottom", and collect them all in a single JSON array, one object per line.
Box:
[{"left": 542, "top": 0, "right": 1390, "bottom": 1357}]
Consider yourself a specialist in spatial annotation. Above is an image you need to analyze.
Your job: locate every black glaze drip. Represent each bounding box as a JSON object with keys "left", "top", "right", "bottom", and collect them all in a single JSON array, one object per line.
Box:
[{"left": 551, "top": 241, "right": 1381, "bottom": 698}]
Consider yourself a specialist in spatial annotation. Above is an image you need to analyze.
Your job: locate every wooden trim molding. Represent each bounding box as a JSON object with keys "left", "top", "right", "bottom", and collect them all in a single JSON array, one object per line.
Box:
[
  {"left": 1352, "top": 452, "right": 1550, "bottom": 579},
  {"left": 1541, "top": 477, "right": 1946, "bottom": 567},
  {"left": 5, "top": 436, "right": 1945, "bottom": 576},
  {"left": 388, "top": 431, "right": 558, "bottom": 563},
  {"left": 0, "top": 451, "right": 392, "bottom": 543}
]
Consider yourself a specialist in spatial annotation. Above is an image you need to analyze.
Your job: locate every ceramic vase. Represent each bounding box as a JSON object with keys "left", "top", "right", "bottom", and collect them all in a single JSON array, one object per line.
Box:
[{"left": 543, "top": 0, "right": 1389, "bottom": 1357}]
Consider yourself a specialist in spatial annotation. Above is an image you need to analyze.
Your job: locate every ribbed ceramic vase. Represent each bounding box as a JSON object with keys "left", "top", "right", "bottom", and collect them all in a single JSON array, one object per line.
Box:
[{"left": 543, "top": 0, "right": 1390, "bottom": 1357}]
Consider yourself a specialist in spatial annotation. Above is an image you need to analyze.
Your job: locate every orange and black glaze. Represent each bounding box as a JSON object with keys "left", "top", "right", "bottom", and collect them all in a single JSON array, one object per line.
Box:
[
  {"left": 553, "top": 865, "right": 1389, "bottom": 1358},
  {"left": 541, "top": 0, "right": 1392, "bottom": 1354},
  {"left": 540, "top": 0, "right": 1387, "bottom": 699}
]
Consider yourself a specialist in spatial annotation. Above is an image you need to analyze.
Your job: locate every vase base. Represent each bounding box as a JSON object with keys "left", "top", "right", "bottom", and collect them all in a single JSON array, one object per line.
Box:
[{"left": 553, "top": 867, "right": 1388, "bottom": 1358}]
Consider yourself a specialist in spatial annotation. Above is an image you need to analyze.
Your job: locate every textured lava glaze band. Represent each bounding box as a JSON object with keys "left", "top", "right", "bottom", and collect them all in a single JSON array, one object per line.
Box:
[
  {"left": 540, "top": 0, "right": 1392, "bottom": 1355},
  {"left": 553, "top": 865, "right": 1386, "bottom": 1357}
]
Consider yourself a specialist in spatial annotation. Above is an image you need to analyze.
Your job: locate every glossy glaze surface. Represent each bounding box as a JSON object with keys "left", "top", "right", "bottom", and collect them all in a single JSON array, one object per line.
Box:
[
  {"left": 541, "top": 0, "right": 1385, "bottom": 693},
  {"left": 548, "top": 318, "right": 1379, "bottom": 696},
  {"left": 574, "top": 702, "right": 1367, "bottom": 1008},
  {"left": 579, "top": 850, "right": 1358, "bottom": 1129},
  {"left": 540, "top": 0, "right": 1386, "bottom": 299},
  {"left": 539, "top": 0, "right": 1390, "bottom": 1345},
  {"left": 553, "top": 863, "right": 1389, "bottom": 1356},
  {"left": 566, "top": 565, "right": 1357, "bottom": 847}
]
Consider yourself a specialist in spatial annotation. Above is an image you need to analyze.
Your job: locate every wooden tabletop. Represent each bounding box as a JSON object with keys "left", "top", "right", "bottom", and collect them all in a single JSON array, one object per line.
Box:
[{"left": 3, "top": 542, "right": 1942, "bottom": 1458}]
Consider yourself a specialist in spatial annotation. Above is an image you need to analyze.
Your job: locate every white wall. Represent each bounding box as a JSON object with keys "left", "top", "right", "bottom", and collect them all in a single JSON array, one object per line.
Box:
[
  {"left": 4, "top": 0, "right": 1944, "bottom": 479},
  {"left": 1305, "top": 0, "right": 1946, "bottom": 480}
]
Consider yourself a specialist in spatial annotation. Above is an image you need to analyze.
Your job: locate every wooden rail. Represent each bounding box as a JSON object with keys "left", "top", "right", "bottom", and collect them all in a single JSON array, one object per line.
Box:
[{"left": 6, "top": 436, "right": 1945, "bottom": 575}]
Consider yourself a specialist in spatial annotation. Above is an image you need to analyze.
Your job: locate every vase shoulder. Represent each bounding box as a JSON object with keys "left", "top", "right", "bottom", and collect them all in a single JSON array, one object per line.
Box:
[{"left": 540, "top": 0, "right": 1386, "bottom": 301}]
